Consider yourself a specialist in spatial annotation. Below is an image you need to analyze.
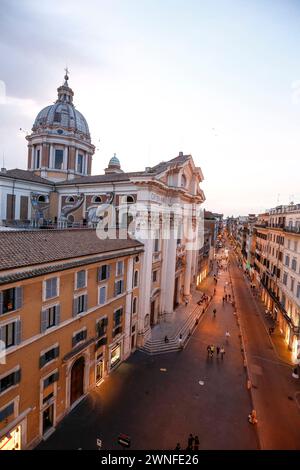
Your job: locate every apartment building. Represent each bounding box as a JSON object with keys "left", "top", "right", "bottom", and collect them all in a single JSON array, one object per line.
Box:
[{"left": 0, "top": 229, "right": 143, "bottom": 449}]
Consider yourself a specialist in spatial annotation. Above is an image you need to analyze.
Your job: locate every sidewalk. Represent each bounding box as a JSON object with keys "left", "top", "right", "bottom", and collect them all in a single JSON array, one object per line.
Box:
[{"left": 231, "top": 253, "right": 294, "bottom": 366}]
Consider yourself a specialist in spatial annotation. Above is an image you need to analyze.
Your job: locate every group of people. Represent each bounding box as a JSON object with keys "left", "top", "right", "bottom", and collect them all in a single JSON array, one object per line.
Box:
[
  {"left": 222, "top": 293, "right": 231, "bottom": 303},
  {"left": 175, "top": 434, "right": 200, "bottom": 451},
  {"left": 207, "top": 344, "right": 225, "bottom": 359}
]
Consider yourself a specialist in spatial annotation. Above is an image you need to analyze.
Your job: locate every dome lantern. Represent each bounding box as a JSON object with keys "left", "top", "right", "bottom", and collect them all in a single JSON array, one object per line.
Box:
[{"left": 26, "top": 70, "right": 95, "bottom": 182}]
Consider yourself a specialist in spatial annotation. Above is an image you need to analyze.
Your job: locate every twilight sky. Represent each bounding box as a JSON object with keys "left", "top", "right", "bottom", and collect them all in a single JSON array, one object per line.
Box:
[{"left": 0, "top": 0, "right": 300, "bottom": 216}]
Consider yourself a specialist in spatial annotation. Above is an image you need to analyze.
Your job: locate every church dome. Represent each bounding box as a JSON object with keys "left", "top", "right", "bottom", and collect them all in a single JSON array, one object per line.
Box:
[
  {"left": 108, "top": 153, "right": 120, "bottom": 167},
  {"left": 32, "top": 71, "right": 91, "bottom": 141}
]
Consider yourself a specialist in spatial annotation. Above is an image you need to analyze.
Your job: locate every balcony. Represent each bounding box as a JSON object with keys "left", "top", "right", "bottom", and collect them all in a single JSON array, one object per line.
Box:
[{"left": 283, "top": 226, "right": 300, "bottom": 235}]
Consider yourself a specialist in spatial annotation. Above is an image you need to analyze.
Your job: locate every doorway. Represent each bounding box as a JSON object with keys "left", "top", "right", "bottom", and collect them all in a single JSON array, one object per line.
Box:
[
  {"left": 150, "top": 300, "right": 155, "bottom": 326},
  {"left": 70, "top": 356, "right": 85, "bottom": 405},
  {"left": 42, "top": 404, "right": 54, "bottom": 435},
  {"left": 173, "top": 277, "right": 179, "bottom": 310}
]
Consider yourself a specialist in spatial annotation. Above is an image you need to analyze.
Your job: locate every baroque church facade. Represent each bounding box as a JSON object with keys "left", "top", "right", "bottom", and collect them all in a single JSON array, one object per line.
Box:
[{"left": 0, "top": 72, "right": 206, "bottom": 344}]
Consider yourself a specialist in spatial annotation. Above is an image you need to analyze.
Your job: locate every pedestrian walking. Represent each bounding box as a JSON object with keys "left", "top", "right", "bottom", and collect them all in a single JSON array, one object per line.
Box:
[
  {"left": 225, "top": 294, "right": 227, "bottom": 301},
  {"left": 228, "top": 294, "right": 231, "bottom": 302},
  {"left": 220, "top": 347, "right": 225, "bottom": 359},
  {"left": 213, "top": 308, "right": 217, "bottom": 317},
  {"left": 207, "top": 345, "right": 211, "bottom": 356},
  {"left": 175, "top": 443, "right": 181, "bottom": 451},
  {"left": 187, "top": 434, "right": 194, "bottom": 449},
  {"left": 216, "top": 346, "right": 220, "bottom": 357},
  {"left": 193, "top": 436, "right": 199, "bottom": 450},
  {"left": 164, "top": 335, "right": 169, "bottom": 343},
  {"left": 178, "top": 334, "right": 183, "bottom": 349},
  {"left": 222, "top": 296, "right": 225, "bottom": 304},
  {"left": 225, "top": 331, "right": 230, "bottom": 342},
  {"left": 210, "top": 345, "right": 215, "bottom": 357}
]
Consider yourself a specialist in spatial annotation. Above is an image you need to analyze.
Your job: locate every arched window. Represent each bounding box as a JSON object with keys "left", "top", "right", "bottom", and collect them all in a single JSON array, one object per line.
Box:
[
  {"left": 134, "top": 270, "right": 139, "bottom": 287},
  {"left": 93, "top": 195, "right": 102, "bottom": 204},
  {"left": 126, "top": 195, "right": 134, "bottom": 204},
  {"left": 66, "top": 196, "right": 75, "bottom": 203},
  {"left": 38, "top": 195, "right": 46, "bottom": 203},
  {"left": 132, "top": 297, "right": 138, "bottom": 314}
]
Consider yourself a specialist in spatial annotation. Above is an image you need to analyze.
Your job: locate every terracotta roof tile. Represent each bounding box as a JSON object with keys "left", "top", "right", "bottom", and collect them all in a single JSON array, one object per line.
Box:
[{"left": 0, "top": 229, "right": 143, "bottom": 271}]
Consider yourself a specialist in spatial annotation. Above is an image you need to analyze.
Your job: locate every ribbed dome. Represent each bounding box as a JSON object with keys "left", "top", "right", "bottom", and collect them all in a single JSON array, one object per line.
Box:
[
  {"left": 33, "top": 103, "right": 90, "bottom": 138},
  {"left": 108, "top": 153, "right": 120, "bottom": 167},
  {"left": 32, "top": 73, "right": 90, "bottom": 141}
]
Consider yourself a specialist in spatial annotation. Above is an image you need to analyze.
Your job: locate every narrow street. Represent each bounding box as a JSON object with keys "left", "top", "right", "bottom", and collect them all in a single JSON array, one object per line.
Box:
[
  {"left": 37, "top": 263, "right": 257, "bottom": 451},
  {"left": 229, "top": 246, "right": 300, "bottom": 449}
]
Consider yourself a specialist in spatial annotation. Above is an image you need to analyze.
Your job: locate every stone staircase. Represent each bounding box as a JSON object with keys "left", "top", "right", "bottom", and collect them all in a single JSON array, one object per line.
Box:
[{"left": 140, "top": 303, "right": 207, "bottom": 355}]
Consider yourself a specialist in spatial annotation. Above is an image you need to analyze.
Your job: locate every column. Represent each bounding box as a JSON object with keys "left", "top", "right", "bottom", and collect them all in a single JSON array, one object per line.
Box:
[
  {"left": 136, "top": 233, "right": 153, "bottom": 346},
  {"left": 163, "top": 229, "right": 177, "bottom": 314},
  {"left": 123, "top": 256, "right": 133, "bottom": 359},
  {"left": 184, "top": 248, "right": 193, "bottom": 297}
]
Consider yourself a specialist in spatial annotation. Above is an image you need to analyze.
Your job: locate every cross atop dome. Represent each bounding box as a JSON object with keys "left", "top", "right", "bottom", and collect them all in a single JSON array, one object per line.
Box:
[{"left": 64, "top": 67, "right": 70, "bottom": 86}]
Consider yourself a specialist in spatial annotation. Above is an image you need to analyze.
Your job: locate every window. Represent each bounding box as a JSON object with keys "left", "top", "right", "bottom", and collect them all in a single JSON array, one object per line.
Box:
[
  {"left": 283, "top": 272, "right": 288, "bottom": 286},
  {"left": 66, "top": 196, "right": 75, "bottom": 203},
  {"left": 285, "top": 255, "right": 290, "bottom": 267},
  {"left": 40, "top": 346, "right": 59, "bottom": 368},
  {"left": 96, "top": 317, "right": 108, "bottom": 338},
  {"left": 0, "top": 287, "right": 22, "bottom": 315},
  {"left": 73, "top": 295, "right": 87, "bottom": 316},
  {"left": 72, "top": 329, "right": 87, "bottom": 347},
  {"left": 77, "top": 154, "right": 84, "bottom": 173},
  {"left": 0, "top": 402, "right": 14, "bottom": 423},
  {"left": 297, "top": 284, "right": 300, "bottom": 299},
  {"left": 93, "top": 196, "right": 102, "bottom": 203},
  {"left": 99, "top": 286, "right": 107, "bottom": 305},
  {"left": 76, "top": 271, "right": 86, "bottom": 290},
  {"left": 43, "top": 372, "right": 59, "bottom": 389},
  {"left": 36, "top": 149, "right": 40, "bottom": 169},
  {"left": 126, "top": 195, "right": 134, "bottom": 204},
  {"left": 132, "top": 297, "right": 137, "bottom": 314},
  {"left": 154, "top": 238, "right": 159, "bottom": 252},
  {"left": 116, "top": 261, "right": 124, "bottom": 276},
  {"left": 133, "top": 270, "right": 139, "bottom": 287},
  {"left": 1, "top": 321, "right": 21, "bottom": 349},
  {"left": 291, "top": 259, "right": 297, "bottom": 271},
  {"left": 41, "top": 305, "right": 60, "bottom": 332},
  {"left": 114, "top": 280, "right": 124, "bottom": 297},
  {"left": 152, "top": 270, "right": 158, "bottom": 283},
  {"left": 44, "top": 278, "right": 58, "bottom": 300},
  {"left": 114, "top": 308, "right": 123, "bottom": 327},
  {"left": 0, "top": 369, "right": 21, "bottom": 394},
  {"left": 291, "top": 278, "right": 295, "bottom": 293},
  {"left": 98, "top": 265, "right": 110, "bottom": 282},
  {"left": 54, "top": 149, "right": 64, "bottom": 170}
]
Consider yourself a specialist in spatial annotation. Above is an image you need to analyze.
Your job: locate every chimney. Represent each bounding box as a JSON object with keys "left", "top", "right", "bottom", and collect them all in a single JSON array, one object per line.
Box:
[
  {"left": 179, "top": 151, "right": 183, "bottom": 157},
  {"left": 1, "top": 167, "right": 6, "bottom": 173}
]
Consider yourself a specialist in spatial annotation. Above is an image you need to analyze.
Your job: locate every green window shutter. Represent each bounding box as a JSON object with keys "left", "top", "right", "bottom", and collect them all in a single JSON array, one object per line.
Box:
[
  {"left": 39, "top": 354, "right": 46, "bottom": 368},
  {"left": 0, "top": 292, "right": 3, "bottom": 315},
  {"left": 73, "top": 298, "right": 78, "bottom": 317},
  {"left": 15, "top": 287, "right": 23, "bottom": 310},
  {"left": 55, "top": 305, "right": 61, "bottom": 326},
  {"left": 14, "top": 369, "right": 21, "bottom": 385},
  {"left": 41, "top": 309, "right": 48, "bottom": 333},
  {"left": 15, "top": 320, "right": 21, "bottom": 345}
]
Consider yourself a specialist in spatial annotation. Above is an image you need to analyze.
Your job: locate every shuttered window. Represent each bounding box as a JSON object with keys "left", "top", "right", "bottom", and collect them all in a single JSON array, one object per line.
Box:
[
  {"left": 99, "top": 286, "right": 106, "bottom": 305},
  {"left": 76, "top": 271, "right": 86, "bottom": 289},
  {"left": 40, "top": 305, "right": 60, "bottom": 333},
  {"left": 0, "top": 402, "right": 14, "bottom": 422},
  {"left": 116, "top": 261, "right": 124, "bottom": 276},
  {"left": 43, "top": 372, "right": 59, "bottom": 389},
  {"left": 73, "top": 295, "right": 87, "bottom": 316},
  {"left": 114, "top": 280, "right": 124, "bottom": 297},
  {"left": 0, "top": 287, "right": 22, "bottom": 315},
  {"left": 39, "top": 346, "right": 59, "bottom": 368},
  {"left": 0, "top": 320, "right": 21, "bottom": 349},
  {"left": 113, "top": 308, "right": 123, "bottom": 328},
  {"left": 0, "top": 369, "right": 21, "bottom": 394},
  {"left": 97, "top": 265, "right": 110, "bottom": 282},
  {"left": 45, "top": 278, "right": 58, "bottom": 300},
  {"left": 72, "top": 329, "right": 87, "bottom": 347},
  {"left": 96, "top": 317, "right": 108, "bottom": 338}
]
